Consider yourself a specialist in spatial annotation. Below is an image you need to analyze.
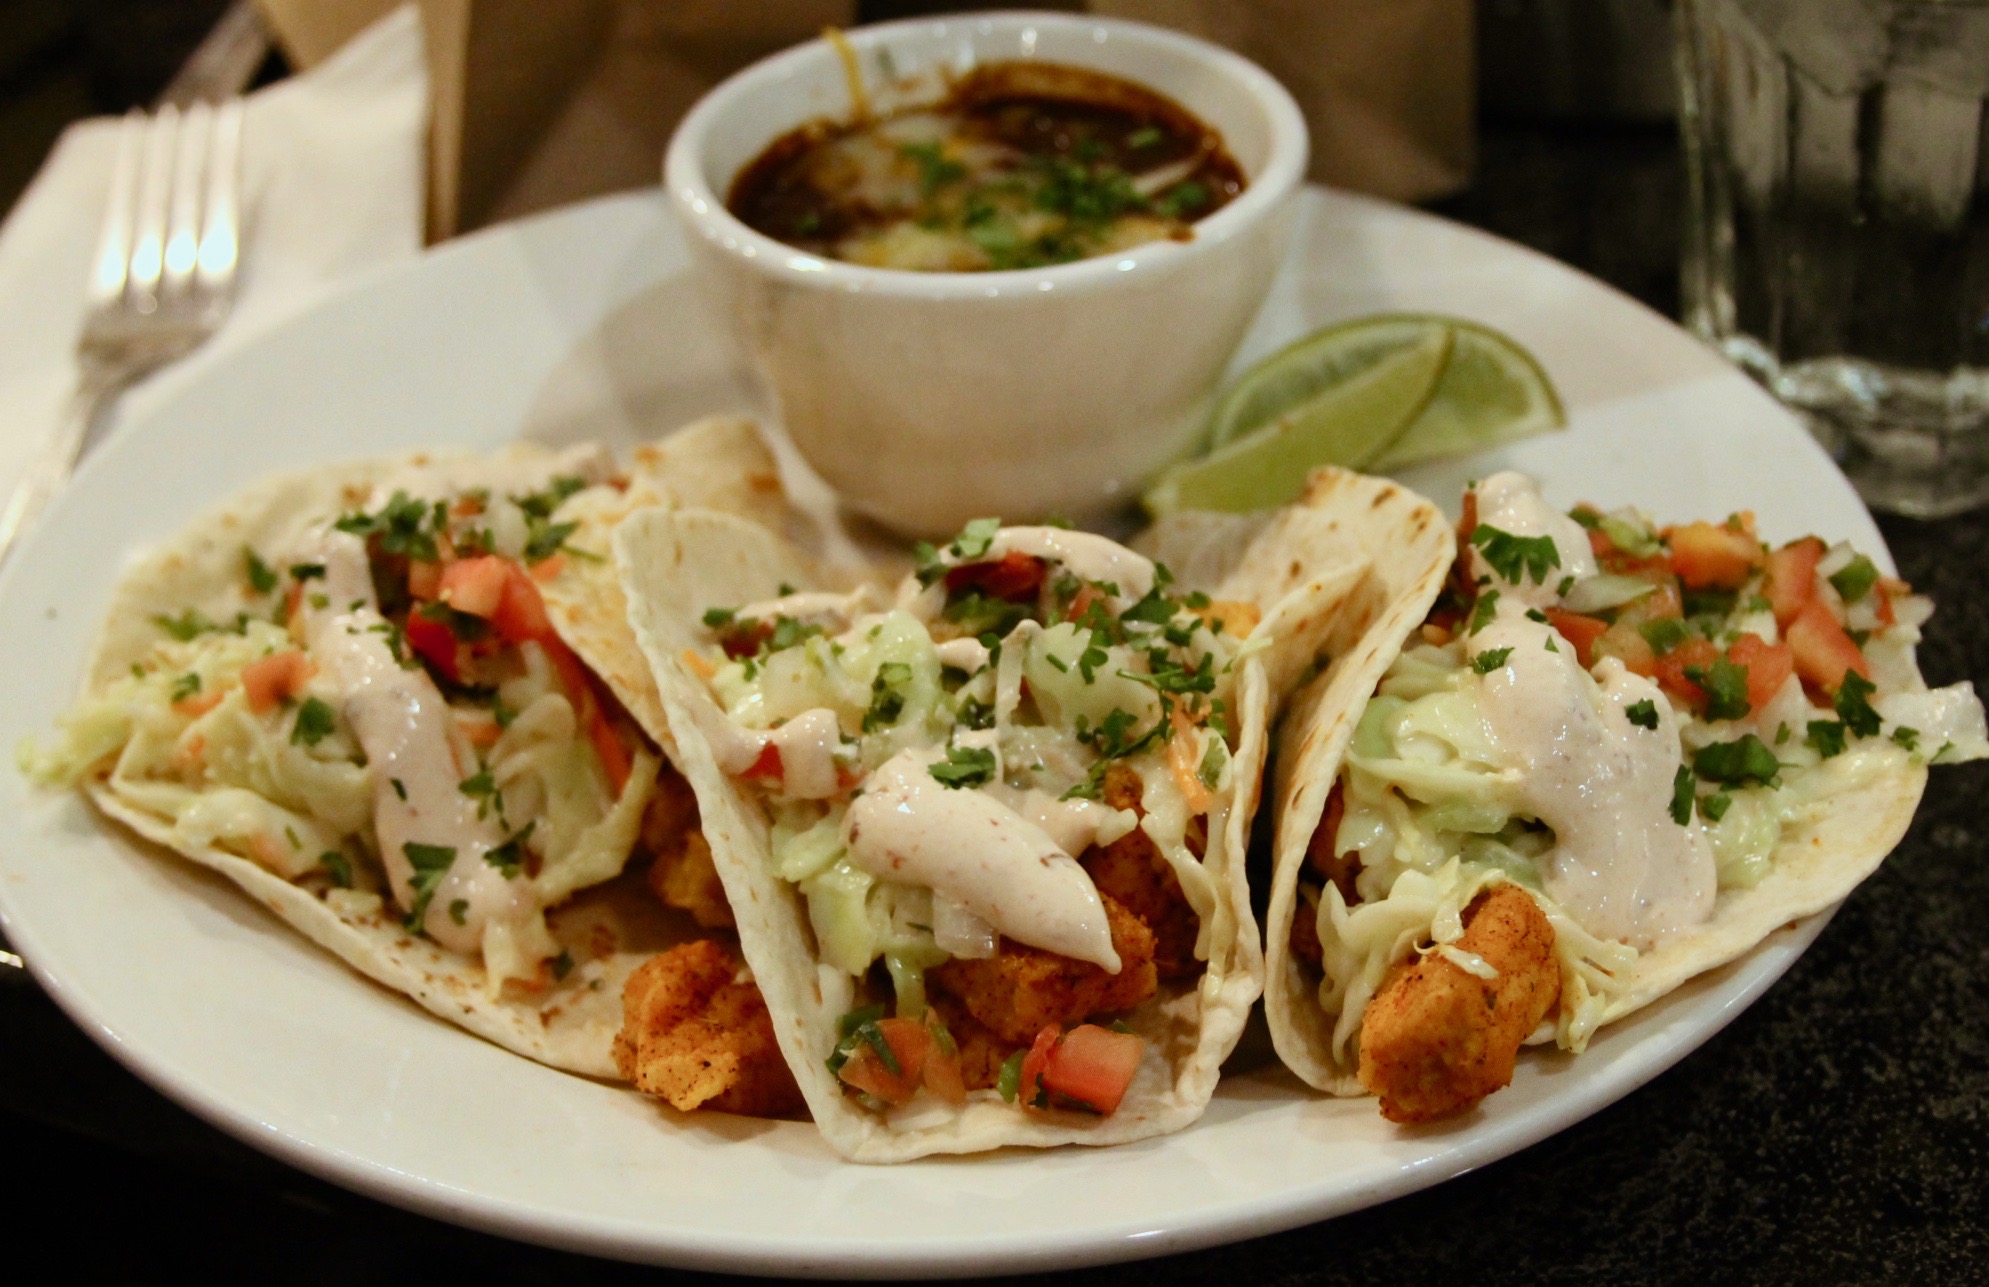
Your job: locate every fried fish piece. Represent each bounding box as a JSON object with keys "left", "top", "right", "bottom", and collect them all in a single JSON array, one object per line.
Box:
[
  {"left": 928, "top": 893, "right": 1158, "bottom": 1046},
  {"left": 1358, "top": 884, "right": 1561, "bottom": 1124},
  {"left": 642, "top": 769, "right": 732, "bottom": 929},
  {"left": 927, "top": 990, "right": 1018, "bottom": 1091},
  {"left": 1081, "top": 762, "right": 1201, "bottom": 980},
  {"left": 614, "top": 939, "right": 802, "bottom": 1116}
]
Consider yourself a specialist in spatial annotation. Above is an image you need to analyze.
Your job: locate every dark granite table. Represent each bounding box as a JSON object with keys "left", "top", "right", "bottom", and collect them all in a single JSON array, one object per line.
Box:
[{"left": 3, "top": 19, "right": 1985, "bottom": 1286}]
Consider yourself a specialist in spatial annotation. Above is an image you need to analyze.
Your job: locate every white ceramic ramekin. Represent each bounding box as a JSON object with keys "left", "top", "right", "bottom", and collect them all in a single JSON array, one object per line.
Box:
[{"left": 665, "top": 11, "right": 1308, "bottom": 537}]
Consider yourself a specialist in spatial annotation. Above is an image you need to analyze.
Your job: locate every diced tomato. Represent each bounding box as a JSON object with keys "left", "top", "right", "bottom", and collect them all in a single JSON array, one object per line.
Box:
[
  {"left": 1765, "top": 537, "right": 1825, "bottom": 628},
  {"left": 836, "top": 1018, "right": 932, "bottom": 1105},
  {"left": 542, "top": 635, "right": 632, "bottom": 793},
  {"left": 460, "top": 715, "right": 503, "bottom": 750},
  {"left": 1592, "top": 619, "right": 1658, "bottom": 676},
  {"left": 406, "top": 559, "right": 443, "bottom": 600},
  {"left": 1064, "top": 583, "right": 1102, "bottom": 623},
  {"left": 717, "top": 620, "right": 772, "bottom": 659},
  {"left": 1041, "top": 1024, "right": 1146, "bottom": 1116},
  {"left": 922, "top": 1027, "right": 967, "bottom": 1106},
  {"left": 1017, "top": 1024, "right": 1061, "bottom": 1111},
  {"left": 438, "top": 555, "right": 510, "bottom": 618},
  {"left": 1651, "top": 636, "right": 1720, "bottom": 711},
  {"left": 239, "top": 650, "right": 316, "bottom": 715},
  {"left": 741, "top": 743, "right": 783, "bottom": 782},
  {"left": 1667, "top": 521, "right": 1762, "bottom": 590},
  {"left": 1165, "top": 708, "right": 1214, "bottom": 814},
  {"left": 1544, "top": 609, "right": 1609, "bottom": 670},
  {"left": 945, "top": 552, "right": 1046, "bottom": 601},
  {"left": 1727, "top": 634, "right": 1794, "bottom": 711},
  {"left": 529, "top": 553, "right": 567, "bottom": 582},
  {"left": 1785, "top": 600, "right": 1871, "bottom": 693},
  {"left": 491, "top": 563, "right": 556, "bottom": 644},
  {"left": 404, "top": 612, "right": 461, "bottom": 683},
  {"left": 172, "top": 691, "right": 223, "bottom": 719}
]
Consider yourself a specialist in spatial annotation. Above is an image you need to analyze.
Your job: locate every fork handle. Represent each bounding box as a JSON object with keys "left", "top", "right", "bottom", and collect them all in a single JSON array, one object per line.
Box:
[{"left": 0, "top": 362, "right": 132, "bottom": 568}]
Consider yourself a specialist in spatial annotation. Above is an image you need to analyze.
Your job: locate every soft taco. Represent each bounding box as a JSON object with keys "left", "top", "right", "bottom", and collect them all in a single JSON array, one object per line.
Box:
[
  {"left": 24, "top": 419, "right": 806, "bottom": 1114},
  {"left": 613, "top": 493, "right": 1372, "bottom": 1161},
  {"left": 1262, "top": 469, "right": 1988, "bottom": 1122}
]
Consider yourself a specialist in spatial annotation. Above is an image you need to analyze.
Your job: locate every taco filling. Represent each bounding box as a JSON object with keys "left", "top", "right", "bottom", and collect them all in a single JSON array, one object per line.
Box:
[
  {"left": 31, "top": 450, "right": 701, "bottom": 998},
  {"left": 1288, "top": 471, "right": 1987, "bottom": 1123},
  {"left": 677, "top": 520, "right": 1254, "bottom": 1118}
]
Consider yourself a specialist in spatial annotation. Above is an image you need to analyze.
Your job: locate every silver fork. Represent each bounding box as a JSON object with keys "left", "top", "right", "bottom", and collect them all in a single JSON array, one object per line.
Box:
[{"left": 0, "top": 98, "right": 244, "bottom": 564}]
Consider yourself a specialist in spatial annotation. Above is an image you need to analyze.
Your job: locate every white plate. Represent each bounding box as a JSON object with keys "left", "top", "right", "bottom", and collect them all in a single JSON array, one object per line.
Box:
[{"left": 0, "top": 188, "right": 1884, "bottom": 1277}]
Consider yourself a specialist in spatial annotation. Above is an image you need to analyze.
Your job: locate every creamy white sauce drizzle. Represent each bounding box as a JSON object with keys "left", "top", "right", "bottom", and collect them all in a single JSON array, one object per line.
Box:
[
  {"left": 984, "top": 782, "right": 1138, "bottom": 858},
  {"left": 1474, "top": 603, "right": 1716, "bottom": 948},
  {"left": 733, "top": 588, "right": 878, "bottom": 626},
  {"left": 296, "top": 530, "right": 512, "bottom": 952},
  {"left": 985, "top": 527, "right": 1156, "bottom": 602},
  {"left": 1470, "top": 471, "right": 1597, "bottom": 607},
  {"left": 842, "top": 750, "right": 1121, "bottom": 970},
  {"left": 769, "top": 708, "right": 844, "bottom": 799}
]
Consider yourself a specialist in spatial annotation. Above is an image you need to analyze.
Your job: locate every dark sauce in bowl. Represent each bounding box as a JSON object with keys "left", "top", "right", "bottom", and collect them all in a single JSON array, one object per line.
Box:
[{"left": 728, "top": 62, "right": 1247, "bottom": 272}]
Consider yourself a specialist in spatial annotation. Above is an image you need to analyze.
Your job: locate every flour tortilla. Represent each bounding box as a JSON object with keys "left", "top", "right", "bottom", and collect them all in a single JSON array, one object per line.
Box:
[
  {"left": 615, "top": 504, "right": 1368, "bottom": 1161},
  {"left": 67, "top": 428, "right": 794, "bottom": 1078},
  {"left": 1255, "top": 472, "right": 1928, "bottom": 1095}
]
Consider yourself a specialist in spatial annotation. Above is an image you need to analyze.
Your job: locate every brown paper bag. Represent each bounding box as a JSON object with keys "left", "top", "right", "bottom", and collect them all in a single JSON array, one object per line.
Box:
[{"left": 1088, "top": 0, "right": 1476, "bottom": 202}]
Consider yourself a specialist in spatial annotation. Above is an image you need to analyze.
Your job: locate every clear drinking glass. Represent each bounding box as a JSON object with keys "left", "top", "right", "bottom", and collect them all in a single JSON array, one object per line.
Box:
[{"left": 1676, "top": 0, "right": 1989, "bottom": 517}]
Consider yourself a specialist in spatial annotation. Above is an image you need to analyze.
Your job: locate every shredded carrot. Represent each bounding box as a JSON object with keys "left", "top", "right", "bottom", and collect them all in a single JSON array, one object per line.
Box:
[
  {"left": 1167, "top": 709, "right": 1215, "bottom": 814},
  {"left": 172, "top": 692, "right": 223, "bottom": 719},
  {"left": 680, "top": 647, "right": 718, "bottom": 680},
  {"left": 1420, "top": 622, "right": 1453, "bottom": 646},
  {"left": 1200, "top": 599, "right": 1262, "bottom": 639},
  {"left": 530, "top": 553, "right": 568, "bottom": 582}
]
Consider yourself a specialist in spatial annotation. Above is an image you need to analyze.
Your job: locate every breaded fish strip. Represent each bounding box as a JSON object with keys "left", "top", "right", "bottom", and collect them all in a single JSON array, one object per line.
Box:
[
  {"left": 1082, "top": 763, "right": 1201, "bottom": 980},
  {"left": 642, "top": 770, "right": 732, "bottom": 929},
  {"left": 928, "top": 990, "right": 1018, "bottom": 1091},
  {"left": 928, "top": 893, "right": 1158, "bottom": 1046},
  {"left": 614, "top": 940, "right": 802, "bottom": 1116},
  {"left": 1358, "top": 884, "right": 1561, "bottom": 1124}
]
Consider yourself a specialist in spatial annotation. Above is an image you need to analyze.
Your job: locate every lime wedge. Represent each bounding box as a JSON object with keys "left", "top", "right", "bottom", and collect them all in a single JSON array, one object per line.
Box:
[
  {"left": 1205, "top": 315, "right": 1453, "bottom": 453},
  {"left": 1143, "top": 327, "right": 1451, "bottom": 516},
  {"left": 1368, "top": 319, "right": 1564, "bottom": 471}
]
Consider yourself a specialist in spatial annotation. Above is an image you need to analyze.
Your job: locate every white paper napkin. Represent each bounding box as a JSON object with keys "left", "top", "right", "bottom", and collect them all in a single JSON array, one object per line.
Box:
[{"left": 0, "top": 5, "right": 427, "bottom": 503}]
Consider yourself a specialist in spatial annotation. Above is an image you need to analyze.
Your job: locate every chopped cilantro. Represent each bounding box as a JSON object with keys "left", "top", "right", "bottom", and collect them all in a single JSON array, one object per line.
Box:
[
  {"left": 290, "top": 562, "right": 326, "bottom": 582},
  {"left": 1544, "top": 637, "right": 1559, "bottom": 653},
  {"left": 290, "top": 697, "right": 337, "bottom": 747},
  {"left": 512, "top": 476, "right": 586, "bottom": 519},
  {"left": 458, "top": 767, "right": 502, "bottom": 821},
  {"left": 1184, "top": 590, "right": 1211, "bottom": 610},
  {"left": 1684, "top": 655, "right": 1752, "bottom": 721},
  {"left": 1525, "top": 608, "right": 1549, "bottom": 623},
  {"left": 1828, "top": 555, "right": 1880, "bottom": 604},
  {"left": 1681, "top": 586, "right": 1738, "bottom": 619},
  {"left": 243, "top": 548, "right": 278, "bottom": 595},
  {"left": 1626, "top": 699, "right": 1659, "bottom": 730},
  {"left": 1670, "top": 764, "right": 1694, "bottom": 825},
  {"left": 153, "top": 609, "right": 223, "bottom": 641},
  {"left": 170, "top": 672, "right": 201, "bottom": 703},
  {"left": 1121, "top": 649, "right": 1214, "bottom": 695},
  {"left": 1892, "top": 726, "right": 1921, "bottom": 752},
  {"left": 1127, "top": 126, "right": 1163, "bottom": 149},
  {"left": 957, "top": 696, "right": 995, "bottom": 731},
  {"left": 1556, "top": 575, "right": 1577, "bottom": 597},
  {"left": 826, "top": 1004, "right": 893, "bottom": 1077},
  {"left": 523, "top": 516, "right": 579, "bottom": 564},
  {"left": 767, "top": 615, "right": 823, "bottom": 653},
  {"left": 1639, "top": 617, "right": 1692, "bottom": 656},
  {"left": 391, "top": 778, "right": 407, "bottom": 801},
  {"left": 943, "top": 590, "right": 1027, "bottom": 639},
  {"left": 490, "top": 694, "right": 517, "bottom": 729},
  {"left": 1806, "top": 720, "right": 1846, "bottom": 758},
  {"left": 1153, "top": 180, "right": 1208, "bottom": 220},
  {"left": 335, "top": 490, "right": 440, "bottom": 561},
  {"left": 448, "top": 899, "right": 468, "bottom": 926},
  {"left": 1834, "top": 671, "right": 1882, "bottom": 738},
  {"left": 552, "top": 949, "right": 575, "bottom": 981},
  {"left": 1468, "top": 589, "right": 1500, "bottom": 635},
  {"left": 1471, "top": 647, "right": 1514, "bottom": 674},
  {"left": 863, "top": 661, "right": 913, "bottom": 733},
  {"left": 1121, "top": 585, "right": 1179, "bottom": 626},
  {"left": 1198, "top": 734, "right": 1228, "bottom": 789},
  {"left": 484, "top": 821, "right": 535, "bottom": 880},
  {"left": 400, "top": 842, "right": 458, "bottom": 930},
  {"left": 901, "top": 141, "right": 966, "bottom": 196},
  {"left": 1692, "top": 734, "right": 1782, "bottom": 786},
  {"left": 928, "top": 744, "right": 997, "bottom": 789},
  {"left": 702, "top": 607, "right": 736, "bottom": 628},
  {"left": 318, "top": 851, "right": 352, "bottom": 888},
  {"left": 1470, "top": 524, "right": 1562, "bottom": 585},
  {"left": 1698, "top": 791, "right": 1733, "bottom": 823}
]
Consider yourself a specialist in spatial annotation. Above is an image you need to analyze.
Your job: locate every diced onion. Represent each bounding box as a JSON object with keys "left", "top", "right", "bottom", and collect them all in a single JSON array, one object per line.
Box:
[
  {"left": 932, "top": 892, "right": 997, "bottom": 959},
  {"left": 1560, "top": 573, "right": 1657, "bottom": 615}
]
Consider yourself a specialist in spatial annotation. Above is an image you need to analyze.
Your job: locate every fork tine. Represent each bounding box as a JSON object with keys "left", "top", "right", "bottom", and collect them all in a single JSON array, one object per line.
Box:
[
  {"left": 162, "top": 100, "right": 213, "bottom": 300},
  {"left": 195, "top": 98, "right": 243, "bottom": 300},
  {"left": 126, "top": 104, "right": 180, "bottom": 314},
  {"left": 89, "top": 110, "right": 147, "bottom": 308}
]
